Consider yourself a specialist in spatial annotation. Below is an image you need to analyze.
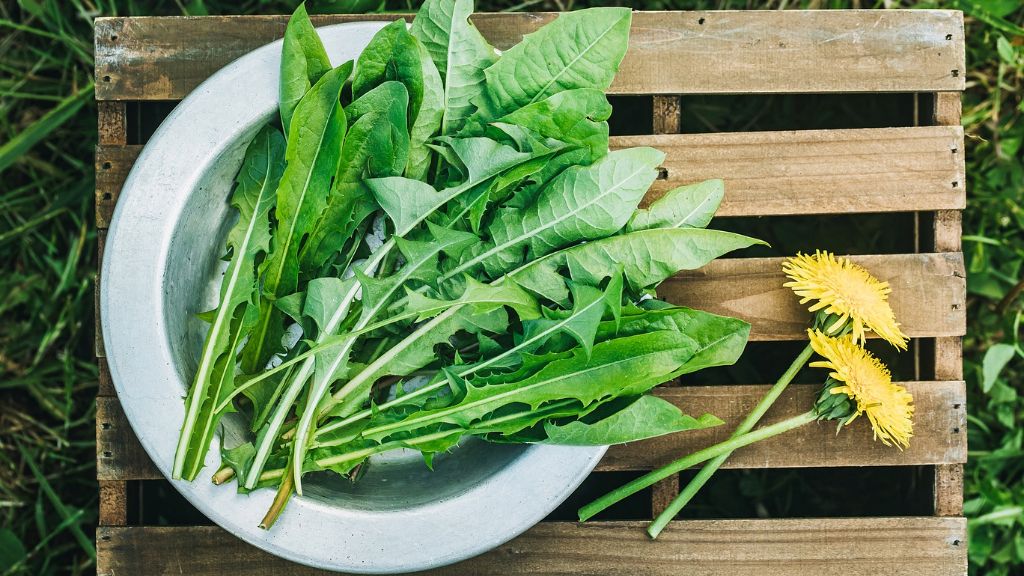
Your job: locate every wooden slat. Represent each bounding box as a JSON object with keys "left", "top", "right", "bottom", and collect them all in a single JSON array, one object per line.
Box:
[
  {"left": 604, "top": 381, "right": 966, "bottom": 471},
  {"left": 98, "top": 480, "right": 128, "bottom": 526},
  {"left": 94, "top": 10, "right": 965, "bottom": 101},
  {"left": 96, "top": 517, "right": 966, "bottom": 576},
  {"left": 665, "top": 253, "right": 966, "bottom": 341},
  {"left": 616, "top": 126, "right": 965, "bottom": 216},
  {"left": 96, "top": 381, "right": 965, "bottom": 482},
  {"left": 91, "top": 127, "right": 964, "bottom": 229},
  {"left": 930, "top": 91, "right": 964, "bottom": 519},
  {"left": 95, "top": 145, "right": 141, "bottom": 230}
]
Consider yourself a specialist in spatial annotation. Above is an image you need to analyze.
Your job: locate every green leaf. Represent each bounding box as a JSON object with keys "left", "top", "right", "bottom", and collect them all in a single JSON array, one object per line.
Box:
[
  {"left": 0, "top": 82, "right": 92, "bottom": 174},
  {"left": 362, "top": 330, "right": 700, "bottom": 441},
  {"left": 474, "top": 7, "right": 631, "bottom": 122},
  {"left": 983, "top": 343, "right": 1018, "bottom": 393},
  {"left": 997, "top": 36, "right": 1017, "bottom": 65},
  {"left": 279, "top": 4, "right": 334, "bottom": 135},
  {"left": 626, "top": 179, "right": 725, "bottom": 232},
  {"left": 411, "top": 0, "right": 497, "bottom": 135},
  {"left": 407, "top": 41, "right": 444, "bottom": 180},
  {"left": 448, "top": 147, "right": 665, "bottom": 280},
  {"left": 0, "top": 528, "right": 26, "bottom": 571},
  {"left": 494, "top": 88, "right": 611, "bottom": 159},
  {"left": 366, "top": 137, "right": 537, "bottom": 235},
  {"left": 541, "top": 395, "right": 722, "bottom": 445},
  {"left": 243, "top": 63, "right": 349, "bottom": 373},
  {"left": 353, "top": 19, "right": 423, "bottom": 130},
  {"left": 403, "top": 275, "right": 541, "bottom": 322},
  {"left": 173, "top": 125, "right": 285, "bottom": 480},
  {"left": 340, "top": 81, "right": 410, "bottom": 182},
  {"left": 512, "top": 228, "right": 764, "bottom": 304}
]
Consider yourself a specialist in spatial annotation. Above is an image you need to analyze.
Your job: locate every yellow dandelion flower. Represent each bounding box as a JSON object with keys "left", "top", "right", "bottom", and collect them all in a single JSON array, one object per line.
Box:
[
  {"left": 783, "top": 251, "right": 908, "bottom": 350},
  {"left": 807, "top": 330, "right": 914, "bottom": 449}
]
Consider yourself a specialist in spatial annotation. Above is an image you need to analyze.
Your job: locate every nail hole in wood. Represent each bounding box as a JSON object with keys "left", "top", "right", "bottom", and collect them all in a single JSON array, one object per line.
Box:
[
  {"left": 951, "top": 148, "right": 958, "bottom": 154},
  {"left": 111, "top": 34, "right": 118, "bottom": 41},
  {"left": 953, "top": 427, "right": 960, "bottom": 434},
  {"left": 102, "top": 451, "right": 112, "bottom": 458},
  {"left": 102, "top": 193, "right": 112, "bottom": 201},
  {"left": 102, "top": 161, "right": 111, "bottom": 170},
  {"left": 103, "top": 75, "right": 111, "bottom": 82},
  {"left": 951, "top": 69, "right": 959, "bottom": 77},
  {"left": 953, "top": 403, "right": 961, "bottom": 409},
  {"left": 656, "top": 167, "right": 668, "bottom": 180},
  {"left": 952, "top": 181, "right": 959, "bottom": 188},
  {"left": 100, "top": 535, "right": 111, "bottom": 542},
  {"left": 101, "top": 422, "right": 111, "bottom": 430},
  {"left": 698, "top": 17, "right": 705, "bottom": 25},
  {"left": 953, "top": 539, "right": 961, "bottom": 547},
  {"left": 945, "top": 33, "right": 952, "bottom": 40}
]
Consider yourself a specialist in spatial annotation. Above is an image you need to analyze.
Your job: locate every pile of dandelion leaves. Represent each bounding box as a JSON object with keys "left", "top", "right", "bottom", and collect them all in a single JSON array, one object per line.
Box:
[{"left": 172, "top": 0, "right": 762, "bottom": 528}]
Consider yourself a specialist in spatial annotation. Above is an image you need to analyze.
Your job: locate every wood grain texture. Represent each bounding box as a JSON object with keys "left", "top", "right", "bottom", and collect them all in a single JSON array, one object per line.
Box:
[
  {"left": 651, "top": 475, "right": 680, "bottom": 517},
  {"left": 94, "top": 10, "right": 965, "bottom": 101},
  {"left": 92, "top": 126, "right": 964, "bottom": 228},
  {"left": 96, "top": 517, "right": 966, "bottom": 576},
  {"left": 664, "top": 253, "right": 966, "bottom": 341},
  {"left": 97, "top": 101, "right": 127, "bottom": 145},
  {"left": 652, "top": 96, "right": 682, "bottom": 135},
  {"left": 98, "top": 480, "right": 128, "bottom": 526},
  {"left": 616, "top": 126, "right": 965, "bottom": 216},
  {"left": 95, "top": 145, "right": 141, "bottom": 229},
  {"left": 96, "top": 381, "right": 965, "bottom": 481}
]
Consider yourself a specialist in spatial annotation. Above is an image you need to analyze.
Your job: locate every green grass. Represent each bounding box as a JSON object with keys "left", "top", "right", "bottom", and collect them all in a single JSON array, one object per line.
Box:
[{"left": 0, "top": 0, "right": 1020, "bottom": 574}]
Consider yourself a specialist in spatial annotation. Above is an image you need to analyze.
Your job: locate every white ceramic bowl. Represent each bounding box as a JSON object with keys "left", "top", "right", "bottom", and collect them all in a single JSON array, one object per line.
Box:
[{"left": 100, "top": 21, "right": 605, "bottom": 574}]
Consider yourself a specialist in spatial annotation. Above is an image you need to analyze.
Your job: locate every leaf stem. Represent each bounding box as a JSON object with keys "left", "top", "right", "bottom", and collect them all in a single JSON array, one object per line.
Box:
[
  {"left": 259, "top": 465, "right": 294, "bottom": 530},
  {"left": 577, "top": 410, "right": 817, "bottom": 522},
  {"left": 646, "top": 342, "right": 813, "bottom": 538}
]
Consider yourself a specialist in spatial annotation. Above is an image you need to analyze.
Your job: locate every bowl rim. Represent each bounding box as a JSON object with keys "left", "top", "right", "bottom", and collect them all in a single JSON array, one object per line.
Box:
[{"left": 100, "top": 21, "right": 606, "bottom": 574}]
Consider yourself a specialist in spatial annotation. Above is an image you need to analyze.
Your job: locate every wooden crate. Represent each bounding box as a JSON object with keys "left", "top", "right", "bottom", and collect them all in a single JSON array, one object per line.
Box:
[{"left": 94, "top": 10, "right": 968, "bottom": 575}]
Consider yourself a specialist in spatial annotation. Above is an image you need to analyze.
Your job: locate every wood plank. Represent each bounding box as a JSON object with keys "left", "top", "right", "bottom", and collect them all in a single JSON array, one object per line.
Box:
[
  {"left": 91, "top": 127, "right": 965, "bottom": 227},
  {"left": 94, "top": 10, "right": 965, "bottom": 101},
  {"left": 96, "top": 517, "right": 966, "bottom": 576},
  {"left": 98, "top": 480, "right": 128, "bottom": 526},
  {"left": 97, "top": 101, "right": 127, "bottom": 145},
  {"left": 96, "top": 381, "right": 965, "bottom": 481},
  {"left": 617, "top": 126, "right": 965, "bottom": 216},
  {"left": 665, "top": 253, "right": 966, "bottom": 341},
  {"left": 929, "top": 91, "right": 963, "bottom": 518},
  {"left": 95, "top": 144, "right": 141, "bottom": 230}
]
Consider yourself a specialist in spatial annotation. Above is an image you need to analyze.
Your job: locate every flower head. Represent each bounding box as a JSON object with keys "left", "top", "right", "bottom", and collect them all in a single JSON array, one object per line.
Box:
[
  {"left": 783, "top": 251, "right": 908, "bottom": 350},
  {"left": 808, "top": 330, "right": 914, "bottom": 449}
]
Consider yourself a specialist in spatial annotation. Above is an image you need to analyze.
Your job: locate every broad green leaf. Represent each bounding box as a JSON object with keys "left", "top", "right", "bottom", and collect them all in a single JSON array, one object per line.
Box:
[
  {"left": 0, "top": 528, "right": 26, "bottom": 570},
  {"left": 983, "top": 343, "right": 1018, "bottom": 393},
  {"left": 474, "top": 7, "right": 631, "bottom": 122},
  {"left": 404, "top": 275, "right": 541, "bottom": 322},
  {"left": 512, "top": 228, "right": 764, "bottom": 304},
  {"left": 407, "top": 41, "right": 444, "bottom": 180},
  {"left": 339, "top": 81, "right": 410, "bottom": 182},
  {"left": 541, "top": 395, "right": 723, "bottom": 445},
  {"left": 495, "top": 88, "right": 611, "bottom": 159},
  {"left": 366, "top": 137, "right": 537, "bottom": 235},
  {"left": 626, "top": 179, "right": 725, "bottom": 232},
  {"left": 447, "top": 147, "right": 664, "bottom": 280},
  {"left": 173, "top": 126, "right": 285, "bottom": 481},
  {"left": 298, "top": 183, "right": 376, "bottom": 277},
  {"left": 279, "top": 4, "right": 334, "bottom": 135},
  {"left": 242, "top": 64, "right": 349, "bottom": 373},
  {"left": 362, "top": 330, "right": 700, "bottom": 441},
  {"left": 411, "top": 0, "right": 496, "bottom": 135},
  {"left": 353, "top": 19, "right": 423, "bottom": 130}
]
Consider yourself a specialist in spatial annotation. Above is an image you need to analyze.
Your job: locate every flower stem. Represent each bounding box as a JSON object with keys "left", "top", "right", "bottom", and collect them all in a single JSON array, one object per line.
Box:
[
  {"left": 646, "top": 342, "right": 814, "bottom": 538},
  {"left": 578, "top": 410, "right": 817, "bottom": 522}
]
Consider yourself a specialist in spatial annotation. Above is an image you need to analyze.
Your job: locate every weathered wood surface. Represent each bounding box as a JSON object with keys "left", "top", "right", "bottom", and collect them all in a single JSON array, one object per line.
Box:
[
  {"left": 930, "top": 91, "right": 964, "bottom": 518},
  {"left": 619, "top": 126, "right": 965, "bottom": 216},
  {"left": 96, "top": 381, "right": 965, "bottom": 481},
  {"left": 94, "top": 10, "right": 965, "bottom": 101},
  {"left": 94, "top": 126, "right": 964, "bottom": 228},
  {"left": 96, "top": 517, "right": 966, "bottom": 576},
  {"left": 665, "top": 253, "right": 966, "bottom": 341}
]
